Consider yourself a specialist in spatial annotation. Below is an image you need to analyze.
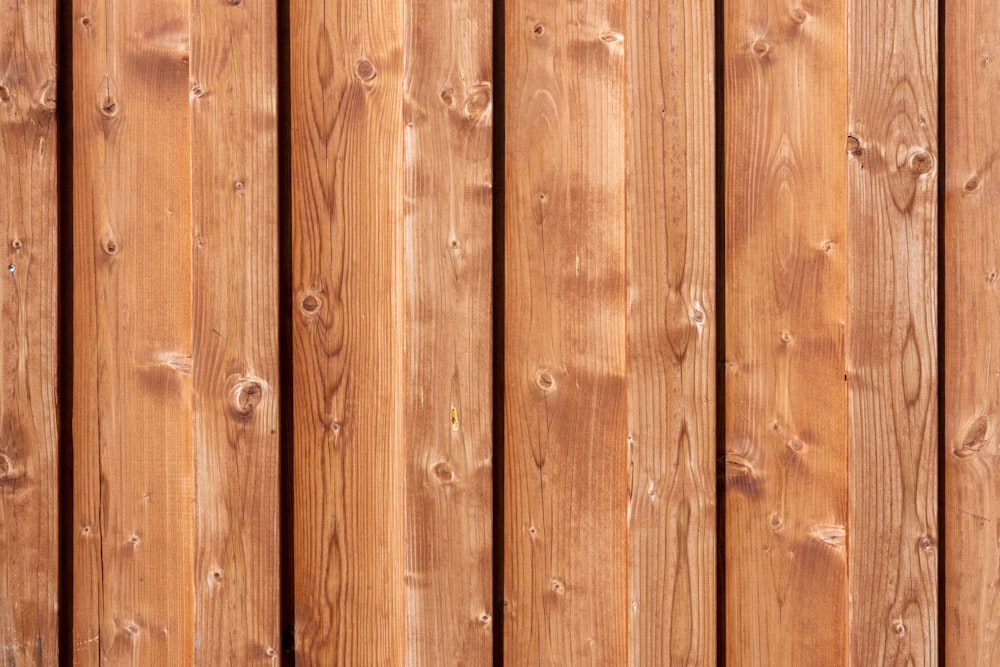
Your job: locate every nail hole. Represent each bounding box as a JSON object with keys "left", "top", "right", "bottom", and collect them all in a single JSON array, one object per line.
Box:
[{"left": 10, "top": 239, "right": 21, "bottom": 250}]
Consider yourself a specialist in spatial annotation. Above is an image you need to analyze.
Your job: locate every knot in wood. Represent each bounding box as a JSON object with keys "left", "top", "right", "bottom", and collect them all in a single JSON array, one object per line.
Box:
[
  {"left": 791, "top": 7, "right": 808, "bottom": 23},
  {"left": 965, "top": 177, "right": 981, "bottom": 192},
  {"left": 846, "top": 135, "right": 863, "bottom": 155},
  {"left": 355, "top": 58, "right": 377, "bottom": 82},
  {"left": 534, "top": 369, "right": 556, "bottom": 393},
  {"left": 231, "top": 378, "right": 264, "bottom": 418},
  {"left": 532, "top": 23, "right": 545, "bottom": 37},
  {"left": 464, "top": 83, "right": 492, "bottom": 121},
  {"left": 752, "top": 40, "right": 769, "bottom": 56},
  {"left": 100, "top": 95, "right": 119, "bottom": 118},
  {"left": 433, "top": 462, "right": 455, "bottom": 483},
  {"left": 10, "top": 238, "right": 22, "bottom": 250},
  {"left": 300, "top": 293, "right": 321, "bottom": 314},
  {"left": 0, "top": 83, "right": 9, "bottom": 102},
  {"left": 908, "top": 150, "right": 933, "bottom": 175}
]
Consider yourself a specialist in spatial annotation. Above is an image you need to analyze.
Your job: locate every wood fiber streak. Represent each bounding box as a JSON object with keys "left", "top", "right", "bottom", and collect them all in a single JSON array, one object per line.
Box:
[
  {"left": 0, "top": 0, "right": 58, "bottom": 662},
  {"left": 72, "top": 0, "right": 195, "bottom": 663},
  {"left": 945, "top": 4, "right": 1000, "bottom": 664},
  {"left": 503, "top": 0, "right": 629, "bottom": 662},
  {"left": 847, "top": 0, "right": 938, "bottom": 663},
  {"left": 724, "top": 1, "right": 849, "bottom": 663},
  {"left": 402, "top": 0, "right": 493, "bottom": 662},
  {"left": 626, "top": 0, "right": 716, "bottom": 664},
  {"left": 190, "top": 0, "right": 280, "bottom": 662},
  {"left": 290, "top": 0, "right": 406, "bottom": 663}
]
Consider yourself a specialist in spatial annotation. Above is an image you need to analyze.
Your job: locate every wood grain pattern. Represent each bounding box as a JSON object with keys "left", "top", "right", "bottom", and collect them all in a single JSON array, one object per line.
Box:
[
  {"left": 72, "top": 0, "right": 195, "bottom": 663},
  {"left": 503, "top": 0, "right": 629, "bottom": 662},
  {"left": 626, "top": 0, "right": 716, "bottom": 664},
  {"left": 290, "top": 0, "right": 406, "bottom": 662},
  {"left": 724, "top": 1, "right": 849, "bottom": 663},
  {"left": 190, "top": 0, "right": 280, "bottom": 661},
  {"left": 402, "top": 0, "right": 494, "bottom": 662},
  {"left": 0, "top": 0, "right": 59, "bottom": 662},
  {"left": 847, "top": 0, "right": 938, "bottom": 662},
  {"left": 945, "top": 4, "right": 1000, "bottom": 664}
]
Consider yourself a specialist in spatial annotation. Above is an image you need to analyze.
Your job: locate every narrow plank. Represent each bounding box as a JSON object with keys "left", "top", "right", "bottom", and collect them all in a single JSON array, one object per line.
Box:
[
  {"left": 0, "top": 0, "right": 59, "bottom": 662},
  {"left": 189, "top": 0, "right": 281, "bottom": 661},
  {"left": 72, "top": 1, "right": 195, "bottom": 662},
  {"left": 945, "top": 4, "right": 1000, "bottom": 664},
  {"left": 626, "top": 0, "right": 716, "bottom": 662},
  {"left": 402, "top": 0, "right": 493, "bottom": 660},
  {"left": 847, "top": 0, "right": 938, "bottom": 662},
  {"left": 723, "top": 1, "right": 849, "bottom": 663},
  {"left": 290, "top": 0, "right": 406, "bottom": 662},
  {"left": 503, "top": 0, "right": 629, "bottom": 661}
]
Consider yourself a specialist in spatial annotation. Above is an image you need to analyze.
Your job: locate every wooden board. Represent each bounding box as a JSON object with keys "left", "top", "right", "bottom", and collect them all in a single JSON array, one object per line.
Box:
[
  {"left": 189, "top": 0, "right": 281, "bottom": 661},
  {"left": 626, "top": 0, "right": 716, "bottom": 663},
  {"left": 847, "top": 0, "right": 938, "bottom": 662},
  {"left": 502, "top": 0, "right": 629, "bottom": 662},
  {"left": 72, "top": 0, "right": 195, "bottom": 663},
  {"left": 289, "top": 0, "right": 407, "bottom": 662},
  {"left": 945, "top": 3, "right": 1000, "bottom": 664},
  {"left": 402, "top": 0, "right": 494, "bottom": 662},
  {"left": 0, "top": 0, "right": 59, "bottom": 662},
  {"left": 723, "top": 1, "right": 849, "bottom": 663}
]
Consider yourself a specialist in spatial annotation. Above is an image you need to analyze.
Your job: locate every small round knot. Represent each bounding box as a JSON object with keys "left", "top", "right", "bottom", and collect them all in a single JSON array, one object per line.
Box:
[
  {"left": 919, "top": 536, "right": 936, "bottom": 552},
  {"left": 769, "top": 513, "right": 783, "bottom": 530},
  {"left": 533, "top": 23, "right": 545, "bottom": 36},
  {"left": 846, "top": 135, "right": 863, "bottom": 155},
  {"left": 126, "top": 623, "right": 139, "bottom": 635},
  {"left": 534, "top": 369, "right": 556, "bottom": 393},
  {"left": 10, "top": 239, "right": 22, "bottom": 250},
  {"left": 80, "top": 15, "right": 92, "bottom": 27},
  {"left": 0, "top": 83, "right": 10, "bottom": 102},
  {"left": 893, "top": 620, "right": 905, "bottom": 636},
  {"left": 821, "top": 240, "right": 833, "bottom": 252},
  {"left": 356, "top": 58, "right": 377, "bottom": 82},
  {"left": 908, "top": 150, "right": 933, "bottom": 175},
  {"left": 439, "top": 87, "right": 455, "bottom": 107},
  {"left": 550, "top": 578, "right": 565, "bottom": 594},
  {"left": 598, "top": 30, "right": 623, "bottom": 44},
  {"left": 433, "top": 462, "right": 455, "bottom": 483},
  {"left": 191, "top": 84, "right": 204, "bottom": 98},
  {"left": 301, "top": 294, "right": 321, "bottom": 314},
  {"left": 752, "top": 40, "right": 769, "bottom": 56},
  {"left": 965, "top": 177, "right": 981, "bottom": 193},
  {"left": 100, "top": 96, "right": 118, "bottom": 118},
  {"left": 211, "top": 569, "right": 223, "bottom": 582},
  {"left": 233, "top": 180, "right": 245, "bottom": 192},
  {"left": 265, "top": 647, "right": 277, "bottom": 658},
  {"left": 128, "top": 534, "right": 140, "bottom": 545},
  {"left": 791, "top": 7, "right": 807, "bottom": 22},
  {"left": 478, "top": 613, "right": 491, "bottom": 625},
  {"left": 196, "top": 236, "right": 206, "bottom": 249},
  {"left": 780, "top": 330, "right": 792, "bottom": 343},
  {"left": 81, "top": 525, "right": 92, "bottom": 536},
  {"left": 231, "top": 378, "right": 263, "bottom": 418},
  {"left": 330, "top": 419, "right": 342, "bottom": 433},
  {"left": 787, "top": 437, "right": 803, "bottom": 452},
  {"left": 772, "top": 421, "right": 781, "bottom": 432},
  {"left": 104, "top": 239, "right": 119, "bottom": 255},
  {"left": 989, "top": 271, "right": 998, "bottom": 285},
  {"left": 692, "top": 309, "right": 705, "bottom": 324},
  {"left": 465, "top": 83, "right": 492, "bottom": 120}
]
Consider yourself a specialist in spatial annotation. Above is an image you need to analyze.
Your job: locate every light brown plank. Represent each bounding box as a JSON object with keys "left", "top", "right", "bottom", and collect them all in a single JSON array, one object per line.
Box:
[
  {"left": 626, "top": 0, "right": 716, "bottom": 663},
  {"left": 290, "top": 0, "right": 407, "bottom": 662},
  {"left": 402, "top": 0, "right": 494, "bottom": 661},
  {"left": 945, "top": 4, "right": 1000, "bottom": 664},
  {"left": 847, "top": 0, "right": 938, "bottom": 662},
  {"left": 724, "top": 1, "right": 849, "bottom": 663},
  {"left": 72, "top": 1, "right": 195, "bottom": 663},
  {"left": 190, "top": 0, "right": 281, "bottom": 661},
  {"left": 503, "top": 0, "right": 629, "bottom": 662},
  {"left": 0, "top": 0, "right": 59, "bottom": 662}
]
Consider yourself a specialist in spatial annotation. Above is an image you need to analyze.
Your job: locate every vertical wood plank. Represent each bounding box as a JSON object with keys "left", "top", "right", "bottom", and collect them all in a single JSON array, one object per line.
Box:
[
  {"left": 290, "top": 0, "right": 406, "bottom": 662},
  {"left": 402, "top": 0, "right": 494, "bottom": 661},
  {"left": 190, "top": 0, "right": 280, "bottom": 661},
  {"left": 0, "top": 0, "right": 59, "bottom": 661},
  {"left": 945, "top": 4, "right": 1000, "bottom": 664},
  {"left": 503, "top": 0, "right": 629, "bottom": 661},
  {"left": 723, "top": 1, "right": 849, "bottom": 663},
  {"left": 626, "top": 0, "right": 716, "bottom": 663},
  {"left": 72, "top": 0, "right": 195, "bottom": 663},
  {"left": 847, "top": 0, "right": 938, "bottom": 662}
]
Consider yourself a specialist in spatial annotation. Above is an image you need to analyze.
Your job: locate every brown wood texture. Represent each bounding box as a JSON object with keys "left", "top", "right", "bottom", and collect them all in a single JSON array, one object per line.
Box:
[
  {"left": 945, "top": 3, "right": 1000, "bottom": 664},
  {"left": 0, "top": 0, "right": 59, "bottom": 662},
  {"left": 626, "top": 0, "right": 716, "bottom": 664},
  {"left": 847, "top": 0, "right": 939, "bottom": 663},
  {"left": 72, "top": 0, "right": 195, "bottom": 663},
  {"left": 502, "top": 0, "right": 629, "bottom": 662},
  {"left": 724, "top": 1, "right": 850, "bottom": 663},
  {"left": 289, "top": 0, "right": 407, "bottom": 662},
  {"left": 402, "top": 0, "right": 494, "bottom": 662},
  {"left": 190, "top": 0, "right": 281, "bottom": 661}
]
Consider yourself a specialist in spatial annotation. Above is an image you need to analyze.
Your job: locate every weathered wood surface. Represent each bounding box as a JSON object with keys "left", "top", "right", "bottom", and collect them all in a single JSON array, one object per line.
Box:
[
  {"left": 724, "top": 1, "right": 850, "bottom": 663},
  {"left": 848, "top": 0, "right": 939, "bottom": 663},
  {"left": 626, "top": 0, "right": 717, "bottom": 664},
  {"left": 0, "top": 0, "right": 59, "bottom": 662},
  {"left": 402, "top": 0, "right": 494, "bottom": 661},
  {"left": 503, "top": 0, "right": 629, "bottom": 662},
  {"left": 72, "top": 0, "right": 195, "bottom": 663},
  {"left": 945, "top": 3, "right": 1000, "bottom": 664},
  {"left": 290, "top": 0, "right": 407, "bottom": 662},
  {"left": 190, "top": 0, "right": 281, "bottom": 661}
]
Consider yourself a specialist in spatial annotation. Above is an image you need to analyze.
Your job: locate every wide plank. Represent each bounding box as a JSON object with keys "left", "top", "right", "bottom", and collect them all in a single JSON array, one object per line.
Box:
[
  {"left": 0, "top": 0, "right": 59, "bottom": 662},
  {"left": 503, "top": 0, "right": 629, "bottom": 661},
  {"left": 290, "top": 0, "right": 407, "bottom": 662},
  {"left": 724, "top": 1, "right": 849, "bottom": 663}
]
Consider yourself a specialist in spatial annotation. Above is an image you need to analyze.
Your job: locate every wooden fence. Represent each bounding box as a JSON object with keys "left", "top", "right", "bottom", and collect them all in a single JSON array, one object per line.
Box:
[{"left": 0, "top": 0, "right": 995, "bottom": 664}]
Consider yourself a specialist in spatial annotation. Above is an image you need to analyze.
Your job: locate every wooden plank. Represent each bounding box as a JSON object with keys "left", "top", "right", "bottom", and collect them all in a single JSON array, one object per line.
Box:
[
  {"left": 189, "top": 0, "right": 280, "bottom": 661},
  {"left": 626, "top": 0, "right": 716, "bottom": 663},
  {"left": 502, "top": 0, "right": 629, "bottom": 661},
  {"left": 0, "top": 0, "right": 59, "bottom": 662},
  {"left": 72, "top": 1, "right": 195, "bottom": 662},
  {"left": 402, "top": 0, "right": 493, "bottom": 661},
  {"left": 289, "top": 0, "right": 406, "bottom": 662},
  {"left": 945, "top": 4, "right": 1000, "bottom": 664},
  {"left": 723, "top": 1, "right": 849, "bottom": 663},
  {"left": 847, "top": 0, "right": 938, "bottom": 662}
]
